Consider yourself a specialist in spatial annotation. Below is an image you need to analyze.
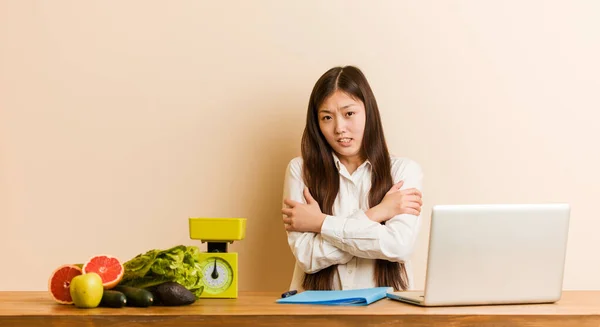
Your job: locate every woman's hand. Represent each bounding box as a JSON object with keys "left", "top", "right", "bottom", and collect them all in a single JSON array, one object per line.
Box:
[
  {"left": 366, "top": 181, "right": 423, "bottom": 223},
  {"left": 282, "top": 187, "right": 326, "bottom": 233}
]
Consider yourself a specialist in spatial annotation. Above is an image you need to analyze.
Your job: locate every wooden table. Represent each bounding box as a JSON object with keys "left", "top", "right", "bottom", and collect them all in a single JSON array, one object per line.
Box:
[{"left": 1, "top": 291, "right": 599, "bottom": 326}]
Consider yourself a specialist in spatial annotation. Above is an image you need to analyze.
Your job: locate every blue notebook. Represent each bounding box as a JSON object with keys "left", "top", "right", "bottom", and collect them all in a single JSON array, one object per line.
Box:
[{"left": 276, "top": 287, "right": 392, "bottom": 306}]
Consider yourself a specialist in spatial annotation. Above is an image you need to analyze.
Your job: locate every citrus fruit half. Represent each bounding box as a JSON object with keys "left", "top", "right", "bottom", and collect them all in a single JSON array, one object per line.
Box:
[
  {"left": 82, "top": 255, "right": 124, "bottom": 289},
  {"left": 48, "top": 264, "right": 83, "bottom": 304}
]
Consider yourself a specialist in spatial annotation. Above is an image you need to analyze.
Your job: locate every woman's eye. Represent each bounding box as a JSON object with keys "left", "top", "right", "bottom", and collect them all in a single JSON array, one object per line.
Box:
[
  {"left": 322, "top": 116, "right": 332, "bottom": 121},
  {"left": 346, "top": 112, "right": 355, "bottom": 117}
]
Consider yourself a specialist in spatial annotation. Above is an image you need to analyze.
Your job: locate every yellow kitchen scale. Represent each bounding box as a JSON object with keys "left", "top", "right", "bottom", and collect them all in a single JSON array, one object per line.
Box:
[{"left": 188, "top": 217, "right": 246, "bottom": 298}]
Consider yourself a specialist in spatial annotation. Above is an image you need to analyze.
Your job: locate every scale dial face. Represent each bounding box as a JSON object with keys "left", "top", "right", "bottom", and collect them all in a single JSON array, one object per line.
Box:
[{"left": 199, "top": 256, "right": 234, "bottom": 294}]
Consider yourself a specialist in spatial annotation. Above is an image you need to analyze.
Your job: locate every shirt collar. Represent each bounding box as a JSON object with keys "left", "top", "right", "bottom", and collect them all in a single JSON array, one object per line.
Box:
[{"left": 331, "top": 152, "right": 371, "bottom": 172}]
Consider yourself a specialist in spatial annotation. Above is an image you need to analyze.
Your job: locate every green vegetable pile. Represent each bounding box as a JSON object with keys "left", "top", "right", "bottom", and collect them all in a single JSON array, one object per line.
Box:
[{"left": 119, "top": 245, "right": 204, "bottom": 298}]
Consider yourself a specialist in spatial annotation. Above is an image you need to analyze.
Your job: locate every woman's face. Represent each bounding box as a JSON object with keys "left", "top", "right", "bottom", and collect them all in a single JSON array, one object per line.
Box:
[{"left": 317, "top": 90, "right": 367, "bottom": 162}]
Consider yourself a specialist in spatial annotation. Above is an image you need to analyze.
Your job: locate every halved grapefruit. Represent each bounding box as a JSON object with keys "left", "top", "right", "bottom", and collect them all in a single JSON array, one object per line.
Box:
[
  {"left": 48, "top": 264, "right": 83, "bottom": 304},
  {"left": 82, "top": 255, "right": 124, "bottom": 289}
]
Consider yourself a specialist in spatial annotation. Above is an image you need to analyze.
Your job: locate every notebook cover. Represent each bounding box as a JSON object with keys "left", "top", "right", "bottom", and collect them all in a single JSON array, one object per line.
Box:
[{"left": 276, "top": 287, "right": 392, "bottom": 306}]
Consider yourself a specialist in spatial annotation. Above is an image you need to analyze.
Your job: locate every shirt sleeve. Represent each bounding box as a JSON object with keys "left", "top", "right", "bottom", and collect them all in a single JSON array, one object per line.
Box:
[
  {"left": 283, "top": 158, "right": 354, "bottom": 274},
  {"left": 319, "top": 159, "right": 423, "bottom": 263}
]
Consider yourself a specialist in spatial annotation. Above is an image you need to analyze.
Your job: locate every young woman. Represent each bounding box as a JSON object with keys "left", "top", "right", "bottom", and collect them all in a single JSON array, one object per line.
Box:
[{"left": 281, "top": 66, "right": 424, "bottom": 291}]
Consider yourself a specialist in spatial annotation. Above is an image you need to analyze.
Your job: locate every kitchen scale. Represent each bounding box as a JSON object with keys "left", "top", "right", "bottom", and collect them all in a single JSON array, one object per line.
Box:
[{"left": 189, "top": 217, "right": 246, "bottom": 299}]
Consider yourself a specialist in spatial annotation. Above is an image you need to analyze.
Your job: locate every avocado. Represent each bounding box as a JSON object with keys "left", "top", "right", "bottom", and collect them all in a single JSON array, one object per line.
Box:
[{"left": 152, "top": 282, "right": 196, "bottom": 306}]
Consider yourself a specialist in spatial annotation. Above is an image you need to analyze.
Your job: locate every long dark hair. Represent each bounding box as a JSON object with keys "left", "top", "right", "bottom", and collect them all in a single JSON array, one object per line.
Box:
[{"left": 301, "top": 66, "right": 409, "bottom": 291}]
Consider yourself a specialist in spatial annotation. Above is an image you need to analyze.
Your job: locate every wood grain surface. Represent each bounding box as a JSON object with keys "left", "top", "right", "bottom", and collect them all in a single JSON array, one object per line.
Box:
[{"left": 1, "top": 291, "right": 599, "bottom": 326}]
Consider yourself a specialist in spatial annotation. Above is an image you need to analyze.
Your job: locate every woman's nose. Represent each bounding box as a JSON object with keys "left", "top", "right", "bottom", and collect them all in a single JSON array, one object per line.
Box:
[{"left": 334, "top": 120, "right": 347, "bottom": 135}]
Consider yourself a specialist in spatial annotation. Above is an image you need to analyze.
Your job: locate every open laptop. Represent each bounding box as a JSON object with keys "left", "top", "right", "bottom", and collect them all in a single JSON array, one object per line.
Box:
[{"left": 387, "top": 203, "right": 571, "bottom": 306}]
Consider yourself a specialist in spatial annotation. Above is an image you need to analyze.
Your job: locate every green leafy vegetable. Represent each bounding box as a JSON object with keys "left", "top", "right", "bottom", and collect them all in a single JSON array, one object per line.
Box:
[{"left": 120, "top": 245, "right": 204, "bottom": 298}]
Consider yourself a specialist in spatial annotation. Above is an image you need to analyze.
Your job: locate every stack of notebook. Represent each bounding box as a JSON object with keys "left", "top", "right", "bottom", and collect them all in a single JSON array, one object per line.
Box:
[{"left": 276, "top": 287, "right": 392, "bottom": 306}]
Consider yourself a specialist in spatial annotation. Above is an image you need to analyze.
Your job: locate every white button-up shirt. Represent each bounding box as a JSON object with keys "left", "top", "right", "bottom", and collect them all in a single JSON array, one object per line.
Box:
[{"left": 283, "top": 154, "right": 424, "bottom": 291}]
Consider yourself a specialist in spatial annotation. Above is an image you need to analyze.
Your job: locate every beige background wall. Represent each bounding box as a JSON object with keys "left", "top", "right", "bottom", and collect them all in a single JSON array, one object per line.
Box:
[{"left": 1, "top": 1, "right": 599, "bottom": 292}]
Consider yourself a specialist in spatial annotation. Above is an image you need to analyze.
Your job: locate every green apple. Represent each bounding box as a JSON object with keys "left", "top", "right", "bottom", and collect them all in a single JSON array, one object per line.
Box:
[{"left": 69, "top": 272, "right": 104, "bottom": 308}]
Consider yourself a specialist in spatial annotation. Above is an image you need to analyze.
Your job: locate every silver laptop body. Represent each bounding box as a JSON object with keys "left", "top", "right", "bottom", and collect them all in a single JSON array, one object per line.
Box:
[{"left": 388, "top": 203, "right": 570, "bottom": 306}]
